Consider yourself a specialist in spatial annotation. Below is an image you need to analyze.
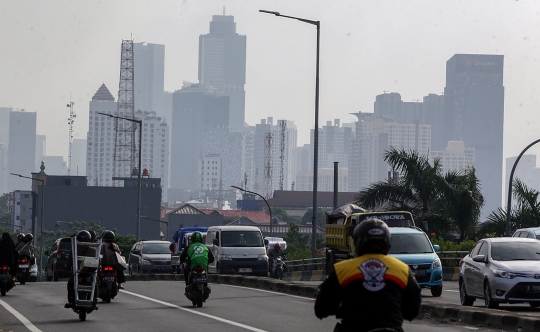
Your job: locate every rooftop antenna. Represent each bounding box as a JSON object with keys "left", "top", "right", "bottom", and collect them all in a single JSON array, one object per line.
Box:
[
  {"left": 66, "top": 96, "right": 76, "bottom": 175},
  {"left": 223, "top": 6, "right": 226, "bottom": 15}
]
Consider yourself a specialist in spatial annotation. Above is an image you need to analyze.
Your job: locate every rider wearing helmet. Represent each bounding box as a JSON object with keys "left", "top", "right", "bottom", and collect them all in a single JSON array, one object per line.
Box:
[
  {"left": 100, "top": 230, "right": 125, "bottom": 289},
  {"left": 16, "top": 233, "right": 25, "bottom": 243},
  {"left": 65, "top": 230, "right": 98, "bottom": 308},
  {"left": 314, "top": 218, "right": 421, "bottom": 332},
  {"left": 180, "top": 232, "right": 214, "bottom": 286},
  {"left": 16, "top": 233, "right": 35, "bottom": 263},
  {"left": 267, "top": 242, "right": 284, "bottom": 274}
]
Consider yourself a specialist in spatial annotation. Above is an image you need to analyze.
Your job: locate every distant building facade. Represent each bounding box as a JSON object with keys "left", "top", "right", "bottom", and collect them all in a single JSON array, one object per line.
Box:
[
  {"left": 430, "top": 141, "right": 475, "bottom": 173},
  {"left": 296, "top": 168, "right": 348, "bottom": 192},
  {"left": 8, "top": 110, "right": 37, "bottom": 192},
  {"left": 199, "top": 15, "right": 247, "bottom": 131},
  {"left": 133, "top": 42, "right": 165, "bottom": 116}
]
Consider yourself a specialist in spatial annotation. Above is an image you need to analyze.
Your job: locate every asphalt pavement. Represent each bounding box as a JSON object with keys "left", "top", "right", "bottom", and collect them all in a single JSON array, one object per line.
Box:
[{"left": 0, "top": 281, "right": 512, "bottom": 332}]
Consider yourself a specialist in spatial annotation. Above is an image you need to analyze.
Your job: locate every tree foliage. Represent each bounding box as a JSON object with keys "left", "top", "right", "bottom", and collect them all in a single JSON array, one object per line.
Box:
[
  {"left": 284, "top": 222, "right": 310, "bottom": 259},
  {"left": 301, "top": 208, "right": 327, "bottom": 227},
  {"left": 271, "top": 206, "right": 298, "bottom": 224},
  {"left": 356, "top": 147, "right": 484, "bottom": 241}
]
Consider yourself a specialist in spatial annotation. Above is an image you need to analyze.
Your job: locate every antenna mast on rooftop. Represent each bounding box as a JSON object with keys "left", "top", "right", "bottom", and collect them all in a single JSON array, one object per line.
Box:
[
  {"left": 279, "top": 120, "right": 286, "bottom": 191},
  {"left": 264, "top": 132, "right": 273, "bottom": 199},
  {"left": 66, "top": 99, "right": 76, "bottom": 175}
]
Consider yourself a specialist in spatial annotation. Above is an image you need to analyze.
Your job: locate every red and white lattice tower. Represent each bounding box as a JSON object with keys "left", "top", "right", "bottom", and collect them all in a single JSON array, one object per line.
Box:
[{"left": 264, "top": 132, "right": 273, "bottom": 200}]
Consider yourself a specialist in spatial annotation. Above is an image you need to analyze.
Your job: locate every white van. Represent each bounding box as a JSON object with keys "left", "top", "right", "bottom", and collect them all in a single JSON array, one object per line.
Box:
[{"left": 205, "top": 225, "right": 268, "bottom": 276}]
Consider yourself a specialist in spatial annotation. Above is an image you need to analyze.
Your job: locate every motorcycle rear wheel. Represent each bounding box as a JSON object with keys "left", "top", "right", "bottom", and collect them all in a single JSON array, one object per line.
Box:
[
  {"left": 197, "top": 300, "right": 203, "bottom": 308},
  {"left": 79, "top": 310, "right": 87, "bottom": 321},
  {"left": 1, "top": 283, "right": 6, "bottom": 296}
]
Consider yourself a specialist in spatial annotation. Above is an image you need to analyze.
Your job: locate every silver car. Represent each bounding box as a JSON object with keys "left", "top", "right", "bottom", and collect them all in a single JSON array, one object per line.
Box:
[{"left": 459, "top": 237, "right": 540, "bottom": 309}]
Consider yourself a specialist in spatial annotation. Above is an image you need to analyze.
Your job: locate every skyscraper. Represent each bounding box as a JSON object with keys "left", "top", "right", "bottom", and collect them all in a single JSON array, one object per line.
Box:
[
  {"left": 133, "top": 42, "right": 165, "bottom": 116},
  {"left": 444, "top": 54, "right": 504, "bottom": 215},
  {"left": 7, "top": 110, "right": 37, "bottom": 192},
  {"left": 199, "top": 15, "right": 246, "bottom": 131}
]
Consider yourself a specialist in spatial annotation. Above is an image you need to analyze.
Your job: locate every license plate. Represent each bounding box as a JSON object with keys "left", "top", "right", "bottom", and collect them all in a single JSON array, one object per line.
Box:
[
  {"left": 158, "top": 266, "right": 169, "bottom": 270},
  {"left": 193, "top": 278, "right": 206, "bottom": 283},
  {"left": 19, "top": 264, "right": 29, "bottom": 268},
  {"left": 238, "top": 268, "right": 252, "bottom": 273},
  {"left": 0, "top": 274, "right": 10, "bottom": 279},
  {"left": 412, "top": 270, "right": 426, "bottom": 277},
  {"left": 527, "top": 285, "right": 540, "bottom": 293},
  {"left": 102, "top": 277, "right": 115, "bottom": 282}
]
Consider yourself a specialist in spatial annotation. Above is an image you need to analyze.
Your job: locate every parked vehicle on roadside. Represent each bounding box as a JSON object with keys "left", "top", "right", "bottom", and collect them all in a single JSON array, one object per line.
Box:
[
  {"left": 459, "top": 237, "right": 540, "bottom": 309},
  {"left": 45, "top": 237, "right": 72, "bottom": 281},
  {"left": 512, "top": 227, "right": 540, "bottom": 240},
  {"left": 128, "top": 241, "right": 172, "bottom": 275}
]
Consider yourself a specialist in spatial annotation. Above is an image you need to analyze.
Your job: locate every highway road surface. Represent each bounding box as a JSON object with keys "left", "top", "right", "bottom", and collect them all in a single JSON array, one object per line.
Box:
[{"left": 0, "top": 281, "right": 509, "bottom": 332}]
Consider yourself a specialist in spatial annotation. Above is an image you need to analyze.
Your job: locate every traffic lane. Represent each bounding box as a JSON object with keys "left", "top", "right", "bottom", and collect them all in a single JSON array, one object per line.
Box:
[
  {"left": 423, "top": 281, "right": 540, "bottom": 316},
  {"left": 1, "top": 281, "right": 263, "bottom": 332},
  {"left": 122, "top": 281, "right": 504, "bottom": 332},
  {"left": 0, "top": 299, "right": 27, "bottom": 332}
]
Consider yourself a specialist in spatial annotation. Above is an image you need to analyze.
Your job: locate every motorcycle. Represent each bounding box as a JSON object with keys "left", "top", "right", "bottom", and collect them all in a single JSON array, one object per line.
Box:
[
  {"left": 17, "top": 255, "right": 32, "bottom": 285},
  {"left": 0, "top": 265, "right": 15, "bottom": 296},
  {"left": 98, "top": 266, "right": 118, "bottom": 303},
  {"left": 185, "top": 265, "right": 211, "bottom": 307},
  {"left": 70, "top": 237, "right": 101, "bottom": 321},
  {"left": 271, "top": 256, "right": 287, "bottom": 280}
]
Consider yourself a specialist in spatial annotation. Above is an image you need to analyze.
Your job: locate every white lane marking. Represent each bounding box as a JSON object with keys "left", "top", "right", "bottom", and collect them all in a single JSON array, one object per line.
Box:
[
  {"left": 0, "top": 299, "right": 42, "bottom": 332},
  {"left": 462, "top": 327, "right": 479, "bottom": 330},
  {"left": 219, "top": 284, "right": 315, "bottom": 301},
  {"left": 444, "top": 290, "right": 459, "bottom": 293},
  {"left": 121, "top": 290, "right": 267, "bottom": 332}
]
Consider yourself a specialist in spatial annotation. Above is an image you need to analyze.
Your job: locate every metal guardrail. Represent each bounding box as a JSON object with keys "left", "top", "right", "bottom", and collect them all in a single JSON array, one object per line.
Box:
[
  {"left": 284, "top": 251, "right": 470, "bottom": 271},
  {"left": 284, "top": 257, "right": 325, "bottom": 272}
]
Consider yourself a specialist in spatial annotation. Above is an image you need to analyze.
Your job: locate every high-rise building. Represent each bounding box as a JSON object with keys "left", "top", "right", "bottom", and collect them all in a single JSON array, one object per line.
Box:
[
  {"left": 348, "top": 113, "right": 431, "bottom": 192},
  {"left": 444, "top": 54, "right": 504, "bottom": 215},
  {"left": 199, "top": 15, "right": 246, "bottom": 131},
  {"left": 199, "top": 154, "right": 222, "bottom": 192},
  {"left": 42, "top": 156, "right": 68, "bottom": 175},
  {"left": 296, "top": 168, "right": 348, "bottom": 192},
  {"left": 7, "top": 110, "right": 37, "bottom": 192},
  {"left": 311, "top": 119, "right": 353, "bottom": 169},
  {"left": 0, "top": 144, "right": 6, "bottom": 194},
  {"left": 430, "top": 141, "right": 475, "bottom": 173},
  {"left": 71, "top": 138, "right": 87, "bottom": 176},
  {"left": 86, "top": 84, "right": 117, "bottom": 187},
  {"left": 133, "top": 42, "right": 165, "bottom": 116},
  {"left": 423, "top": 94, "right": 445, "bottom": 151},
  {"left": 170, "top": 82, "right": 229, "bottom": 192}
]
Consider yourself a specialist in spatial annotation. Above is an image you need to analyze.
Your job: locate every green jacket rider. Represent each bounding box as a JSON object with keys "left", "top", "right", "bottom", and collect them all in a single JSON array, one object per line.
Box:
[{"left": 180, "top": 232, "right": 214, "bottom": 284}]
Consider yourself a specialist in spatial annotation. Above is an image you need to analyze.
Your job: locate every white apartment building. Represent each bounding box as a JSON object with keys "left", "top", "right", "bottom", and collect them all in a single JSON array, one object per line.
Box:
[
  {"left": 430, "top": 141, "right": 475, "bottom": 173},
  {"left": 86, "top": 84, "right": 169, "bottom": 200},
  {"left": 199, "top": 154, "right": 222, "bottom": 191},
  {"left": 295, "top": 168, "right": 348, "bottom": 192},
  {"left": 348, "top": 113, "right": 431, "bottom": 192}
]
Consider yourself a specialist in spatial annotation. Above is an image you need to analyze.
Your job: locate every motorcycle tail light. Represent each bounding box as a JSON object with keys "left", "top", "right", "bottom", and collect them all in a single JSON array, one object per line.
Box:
[
  {"left": 104, "top": 266, "right": 113, "bottom": 271},
  {"left": 21, "top": 259, "right": 27, "bottom": 263},
  {"left": 1, "top": 266, "right": 7, "bottom": 272},
  {"left": 195, "top": 266, "right": 204, "bottom": 272}
]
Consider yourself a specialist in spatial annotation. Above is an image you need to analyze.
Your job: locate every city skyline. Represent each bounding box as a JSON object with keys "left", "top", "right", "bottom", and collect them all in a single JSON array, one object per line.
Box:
[{"left": 1, "top": 1, "right": 539, "bottom": 165}]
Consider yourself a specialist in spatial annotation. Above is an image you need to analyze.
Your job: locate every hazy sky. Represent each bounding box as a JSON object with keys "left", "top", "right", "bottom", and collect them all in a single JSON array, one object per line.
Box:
[{"left": 1, "top": 0, "right": 540, "bottom": 166}]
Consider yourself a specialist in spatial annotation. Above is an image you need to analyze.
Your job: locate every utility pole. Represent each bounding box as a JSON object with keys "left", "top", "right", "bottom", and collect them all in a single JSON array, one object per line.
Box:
[{"left": 66, "top": 100, "right": 76, "bottom": 175}]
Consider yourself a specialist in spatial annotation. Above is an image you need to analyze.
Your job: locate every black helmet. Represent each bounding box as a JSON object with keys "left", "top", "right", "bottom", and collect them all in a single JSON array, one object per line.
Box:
[
  {"left": 17, "top": 233, "right": 25, "bottom": 242},
  {"left": 352, "top": 218, "right": 391, "bottom": 256},
  {"left": 102, "top": 230, "right": 115, "bottom": 243},
  {"left": 88, "top": 230, "right": 96, "bottom": 242},
  {"left": 24, "top": 234, "right": 33, "bottom": 242},
  {"left": 76, "top": 230, "right": 92, "bottom": 243},
  {"left": 191, "top": 232, "right": 203, "bottom": 244}
]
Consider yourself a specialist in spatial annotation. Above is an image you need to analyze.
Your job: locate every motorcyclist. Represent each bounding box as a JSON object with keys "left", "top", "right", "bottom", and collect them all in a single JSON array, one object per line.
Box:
[
  {"left": 314, "top": 218, "right": 421, "bottom": 332},
  {"left": 16, "top": 234, "right": 35, "bottom": 265},
  {"left": 180, "top": 232, "right": 214, "bottom": 286},
  {"left": 0, "top": 232, "right": 18, "bottom": 280},
  {"left": 267, "top": 242, "right": 284, "bottom": 274},
  {"left": 100, "top": 230, "right": 125, "bottom": 289},
  {"left": 16, "top": 233, "right": 25, "bottom": 244},
  {"left": 65, "top": 230, "right": 97, "bottom": 308}
]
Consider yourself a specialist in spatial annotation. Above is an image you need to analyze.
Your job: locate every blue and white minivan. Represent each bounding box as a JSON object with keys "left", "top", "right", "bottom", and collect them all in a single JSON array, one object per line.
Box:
[{"left": 388, "top": 227, "right": 443, "bottom": 296}]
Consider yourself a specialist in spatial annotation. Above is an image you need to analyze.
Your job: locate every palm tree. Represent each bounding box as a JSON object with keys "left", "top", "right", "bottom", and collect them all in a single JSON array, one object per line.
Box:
[
  {"left": 356, "top": 147, "right": 484, "bottom": 241},
  {"left": 482, "top": 179, "right": 540, "bottom": 236}
]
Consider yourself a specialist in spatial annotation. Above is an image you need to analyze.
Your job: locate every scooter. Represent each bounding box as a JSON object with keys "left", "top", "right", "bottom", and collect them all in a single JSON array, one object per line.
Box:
[
  {"left": 271, "top": 256, "right": 287, "bottom": 280},
  {"left": 0, "top": 265, "right": 15, "bottom": 296},
  {"left": 17, "top": 255, "right": 32, "bottom": 285},
  {"left": 70, "top": 237, "right": 102, "bottom": 321},
  {"left": 185, "top": 265, "right": 211, "bottom": 307},
  {"left": 98, "top": 266, "right": 118, "bottom": 303}
]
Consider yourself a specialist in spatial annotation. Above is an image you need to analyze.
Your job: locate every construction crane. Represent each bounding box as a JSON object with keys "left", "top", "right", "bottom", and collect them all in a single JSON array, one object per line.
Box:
[{"left": 66, "top": 100, "right": 76, "bottom": 175}]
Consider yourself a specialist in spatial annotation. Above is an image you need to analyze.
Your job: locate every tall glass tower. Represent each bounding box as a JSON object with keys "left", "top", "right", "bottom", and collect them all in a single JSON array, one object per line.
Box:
[
  {"left": 199, "top": 15, "right": 247, "bottom": 131},
  {"left": 444, "top": 54, "right": 504, "bottom": 216}
]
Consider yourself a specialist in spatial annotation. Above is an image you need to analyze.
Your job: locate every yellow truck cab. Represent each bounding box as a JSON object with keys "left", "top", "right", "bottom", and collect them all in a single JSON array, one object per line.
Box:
[{"left": 325, "top": 205, "right": 426, "bottom": 271}]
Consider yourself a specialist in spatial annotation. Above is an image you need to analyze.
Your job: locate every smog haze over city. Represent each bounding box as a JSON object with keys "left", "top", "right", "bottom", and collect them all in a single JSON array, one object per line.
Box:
[{"left": 1, "top": 0, "right": 540, "bottom": 172}]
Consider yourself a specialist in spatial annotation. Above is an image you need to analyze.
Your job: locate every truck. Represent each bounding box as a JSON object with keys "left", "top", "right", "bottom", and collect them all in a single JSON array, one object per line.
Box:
[
  {"left": 170, "top": 227, "right": 208, "bottom": 274},
  {"left": 325, "top": 203, "right": 427, "bottom": 271}
]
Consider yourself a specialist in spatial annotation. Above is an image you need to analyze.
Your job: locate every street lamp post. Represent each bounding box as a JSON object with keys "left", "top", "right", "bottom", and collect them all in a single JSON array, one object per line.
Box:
[
  {"left": 259, "top": 10, "right": 320, "bottom": 257},
  {"left": 505, "top": 138, "right": 540, "bottom": 236},
  {"left": 10, "top": 173, "right": 44, "bottom": 281},
  {"left": 231, "top": 186, "right": 273, "bottom": 238},
  {"left": 98, "top": 112, "right": 143, "bottom": 241}
]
